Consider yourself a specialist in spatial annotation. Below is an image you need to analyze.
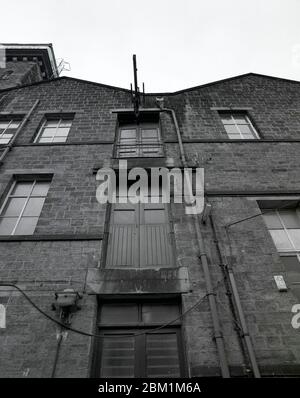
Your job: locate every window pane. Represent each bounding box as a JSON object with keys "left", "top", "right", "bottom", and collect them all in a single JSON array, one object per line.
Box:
[
  {"left": 114, "top": 210, "right": 135, "bottom": 224},
  {"left": 142, "top": 304, "right": 180, "bottom": 323},
  {"left": 45, "top": 120, "right": 59, "bottom": 128},
  {"left": 220, "top": 114, "right": 233, "bottom": 124},
  {"left": 14, "top": 217, "right": 38, "bottom": 235},
  {"left": 32, "top": 182, "right": 50, "bottom": 197},
  {"left": 279, "top": 209, "right": 300, "bottom": 228},
  {"left": 224, "top": 125, "right": 240, "bottom": 138},
  {"left": 101, "top": 335, "right": 135, "bottom": 378},
  {"left": 0, "top": 136, "right": 12, "bottom": 144},
  {"left": 11, "top": 182, "right": 33, "bottom": 196},
  {"left": 233, "top": 115, "right": 248, "bottom": 124},
  {"left": 120, "top": 129, "right": 136, "bottom": 139},
  {"left": 141, "top": 129, "right": 159, "bottom": 140},
  {"left": 8, "top": 122, "right": 20, "bottom": 129},
  {"left": 0, "top": 217, "right": 18, "bottom": 235},
  {"left": 262, "top": 212, "right": 282, "bottom": 229},
  {"left": 23, "top": 198, "right": 45, "bottom": 217},
  {"left": 288, "top": 229, "right": 300, "bottom": 250},
  {"left": 39, "top": 137, "right": 53, "bottom": 143},
  {"left": 60, "top": 120, "right": 72, "bottom": 127},
  {"left": 238, "top": 124, "right": 255, "bottom": 139},
  {"left": 52, "top": 136, "right": 68, "bottom": 143},
  {"left": 146, "top": 333, "right": 180, "bottom": 377},
  {"left": 2, "top": 197, "right": 26, "bottom": 216},
  {"left": 41, "top": 127, "right": 56, "bottom": 138},
  {"left": 101, "top": 304, "right": 139, "bottom": 324},
  {"left": 56, "top": 127, "right": 70, "bottom": 137},
  {"left": 269, "top": 229, "right": 293, "bottom": 250},
  {"left": 144, "top": 209, "right": 166, "bottom": 224}
]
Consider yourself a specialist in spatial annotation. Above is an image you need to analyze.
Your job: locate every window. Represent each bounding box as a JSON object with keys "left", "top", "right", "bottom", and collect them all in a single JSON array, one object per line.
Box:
[
  {"left": 259, "top": 201, "right": 300, "bottom": 300},
  {"left": 35, "top": 115, "right": 73, "bottom": 143},
  {"left": 262, "top": 208, "right": 300, "bottom": 252},
  {"left": 106, "top": 199, "right": 174, "bottom": 268},
  {"left": 0, "top": 180, "right": 50, "bottom": 235},
  {"left": 93, "top": 300, "right": 185, "bottom": 378},
  {"left": 0, "top": 117, "right": 22, "bottom": 145},
  {"left": 116, "top": 113, "right": 163, "bottom": 157},
  {"left": 220, "top": 112, "right": 259, "bottom": 139}
]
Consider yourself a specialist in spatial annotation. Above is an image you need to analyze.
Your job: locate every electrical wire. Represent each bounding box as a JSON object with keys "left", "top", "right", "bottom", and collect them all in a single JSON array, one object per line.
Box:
[{"left": 0, "top": 281, "right": 224, "bottom": 339}]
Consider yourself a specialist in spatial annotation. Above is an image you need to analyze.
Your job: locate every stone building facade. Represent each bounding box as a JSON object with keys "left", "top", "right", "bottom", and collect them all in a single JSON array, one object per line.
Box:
[{"left": 0, "top": 44, "right": 300, "bottom": 378}]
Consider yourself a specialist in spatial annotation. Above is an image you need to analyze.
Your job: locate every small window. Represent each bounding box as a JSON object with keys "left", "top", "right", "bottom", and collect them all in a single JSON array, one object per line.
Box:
[
  {"left": 35, "top": 115, "right": 73, "bottom": 143},
  {"left": 116, "top": 113, "right": 163, "bottom": 157},
  {"left": 0, "top": 117, "right": 22, "bottom": 145},
  {"left": 220, "top": 112, "right": 259, "bottom": 139},
  {"left": 93, "top": 300, "right": 185, "bottom": 378},
  {"left": 0, "top": 180, "right": 51, "bottom": 235}
]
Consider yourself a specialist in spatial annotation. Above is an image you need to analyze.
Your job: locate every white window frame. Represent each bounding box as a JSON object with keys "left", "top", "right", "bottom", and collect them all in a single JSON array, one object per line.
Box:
[
  {"left": 0, "top": 180, "right": 50, "bottom": 235},
  {"left": 34, "top": 117, "right": 72, "bottom": 143},
  {"left": 0, "top": 119, "right": 21, "bottom": 145},
  {"left": 221, "top": 113, "right": 260, "bottom": 139}
]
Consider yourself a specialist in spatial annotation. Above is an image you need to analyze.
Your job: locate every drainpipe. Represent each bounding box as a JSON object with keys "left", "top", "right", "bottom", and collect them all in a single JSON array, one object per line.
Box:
[
  {"left": 158, "top": 103, "right": 230, "bottom": 378},
  {"left": 51, "top": 327, "right": 64, "bottom": 378},
  {"left": 209, "top": 211, "right": 260, "bottom": 377},
  {"left": 224, "top": 226, "right": 261, "bottom": 378},
  {"left": 0, "top": 99, "right": 40, "bottom": 165}
]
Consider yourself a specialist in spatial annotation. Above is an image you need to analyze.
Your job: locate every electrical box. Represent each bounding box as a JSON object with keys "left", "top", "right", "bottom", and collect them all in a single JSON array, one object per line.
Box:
[
  {"left": 274, "top": 275, "right": 288, "bottom": 292},
  {"left": 55, "top": 291, "right": 79, "bottom": 308}
]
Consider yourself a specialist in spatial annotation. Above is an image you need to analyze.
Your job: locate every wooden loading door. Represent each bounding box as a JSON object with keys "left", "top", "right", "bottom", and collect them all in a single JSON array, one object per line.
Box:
[{"left": 106, "top": 200, "right": 174, "bottom": 268}]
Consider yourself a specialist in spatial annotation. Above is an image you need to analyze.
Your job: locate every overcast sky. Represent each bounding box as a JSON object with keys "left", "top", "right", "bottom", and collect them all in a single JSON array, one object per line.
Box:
[{"left": 1, "top": 0, "right": 300, "bottom": 92}]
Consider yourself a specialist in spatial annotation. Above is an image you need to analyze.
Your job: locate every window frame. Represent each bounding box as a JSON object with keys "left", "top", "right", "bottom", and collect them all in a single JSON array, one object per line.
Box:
[
  {"left": 115, "top": 113, "right": 164, "bottom": 158},
  {"left": 261, "top": 206, "right": 300, "bottom": 253},
  {"left": 258, "top": 199, "right": 300, "bottom": 297},
  {"left": 219, "top": 112, "right": 260, "bottom": 140},
  {"left": 0, "top": 116, "right": 22, "bottom": 145},
  {"left": 91, "top": 298, "right": 187, "bottom": 378},
  {"left": 34, "top": 114, "right": 74, "bottom": 144},
  {"left": 0, "top": 178, "right": 51, "bottom": 236}
]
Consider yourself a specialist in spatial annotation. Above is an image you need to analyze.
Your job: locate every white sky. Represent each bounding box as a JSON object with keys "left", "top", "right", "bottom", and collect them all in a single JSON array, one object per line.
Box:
[{"left": 1, "top": 0, "right": 300, "bottom": 92}]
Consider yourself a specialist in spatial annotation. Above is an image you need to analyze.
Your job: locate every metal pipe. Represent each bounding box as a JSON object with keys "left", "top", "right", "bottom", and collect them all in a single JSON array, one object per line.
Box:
[
  {"left": 0, "top": 99, "right": 40, "bottom": 165},
  {"left": 209, "top": 212, "right": 257, "bottom": 376},
  {"left": 159, "top": 105, "right": 231, "bottom": 378},
  {"left": 51, "top": 329, "right": 63, "bottom": 378},
  {"left": 225, "top": 227, "right": 261, "bottom": 378}
]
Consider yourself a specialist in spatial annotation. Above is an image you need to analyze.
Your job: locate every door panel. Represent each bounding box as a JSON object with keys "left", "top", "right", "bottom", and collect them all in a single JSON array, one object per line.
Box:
[
  {"left": 140, "top": 203, "right": 173, "bottom": 267},
  {"left": 100, "top": 335, "right": 135, "bottom": 378},
  {"left": 106, "top": 203, "right": 138, "bottom": 267},
  {"left": 146, "top": 332, "right": 181, "bottom": 377},
  {"left": 106, "top": 201, "right": 174, "bottom": 268}
]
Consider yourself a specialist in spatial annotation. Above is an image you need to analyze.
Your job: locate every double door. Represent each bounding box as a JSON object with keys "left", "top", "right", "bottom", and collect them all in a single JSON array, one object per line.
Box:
[{"left": 106, "top": 201, "right": 174, "bottom": 268}]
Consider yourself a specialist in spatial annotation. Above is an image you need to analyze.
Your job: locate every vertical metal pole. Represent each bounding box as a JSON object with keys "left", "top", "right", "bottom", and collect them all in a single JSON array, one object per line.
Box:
[{"left": 132, "top": 55, "right": 140, "bottom": 117}]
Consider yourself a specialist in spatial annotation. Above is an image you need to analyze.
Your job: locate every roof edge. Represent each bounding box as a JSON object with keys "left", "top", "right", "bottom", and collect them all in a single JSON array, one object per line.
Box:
[{"left": 0, "top": 72, "right": 300, "bottom": 96}]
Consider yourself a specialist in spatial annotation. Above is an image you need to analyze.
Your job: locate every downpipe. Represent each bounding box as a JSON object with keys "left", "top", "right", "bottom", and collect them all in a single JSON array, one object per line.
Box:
[
  {"left": 159, "top": 105, "right": 231, "bottom": 378},
  {"left": 210, "top": 211, "right": 261, "bottom": 377}
]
